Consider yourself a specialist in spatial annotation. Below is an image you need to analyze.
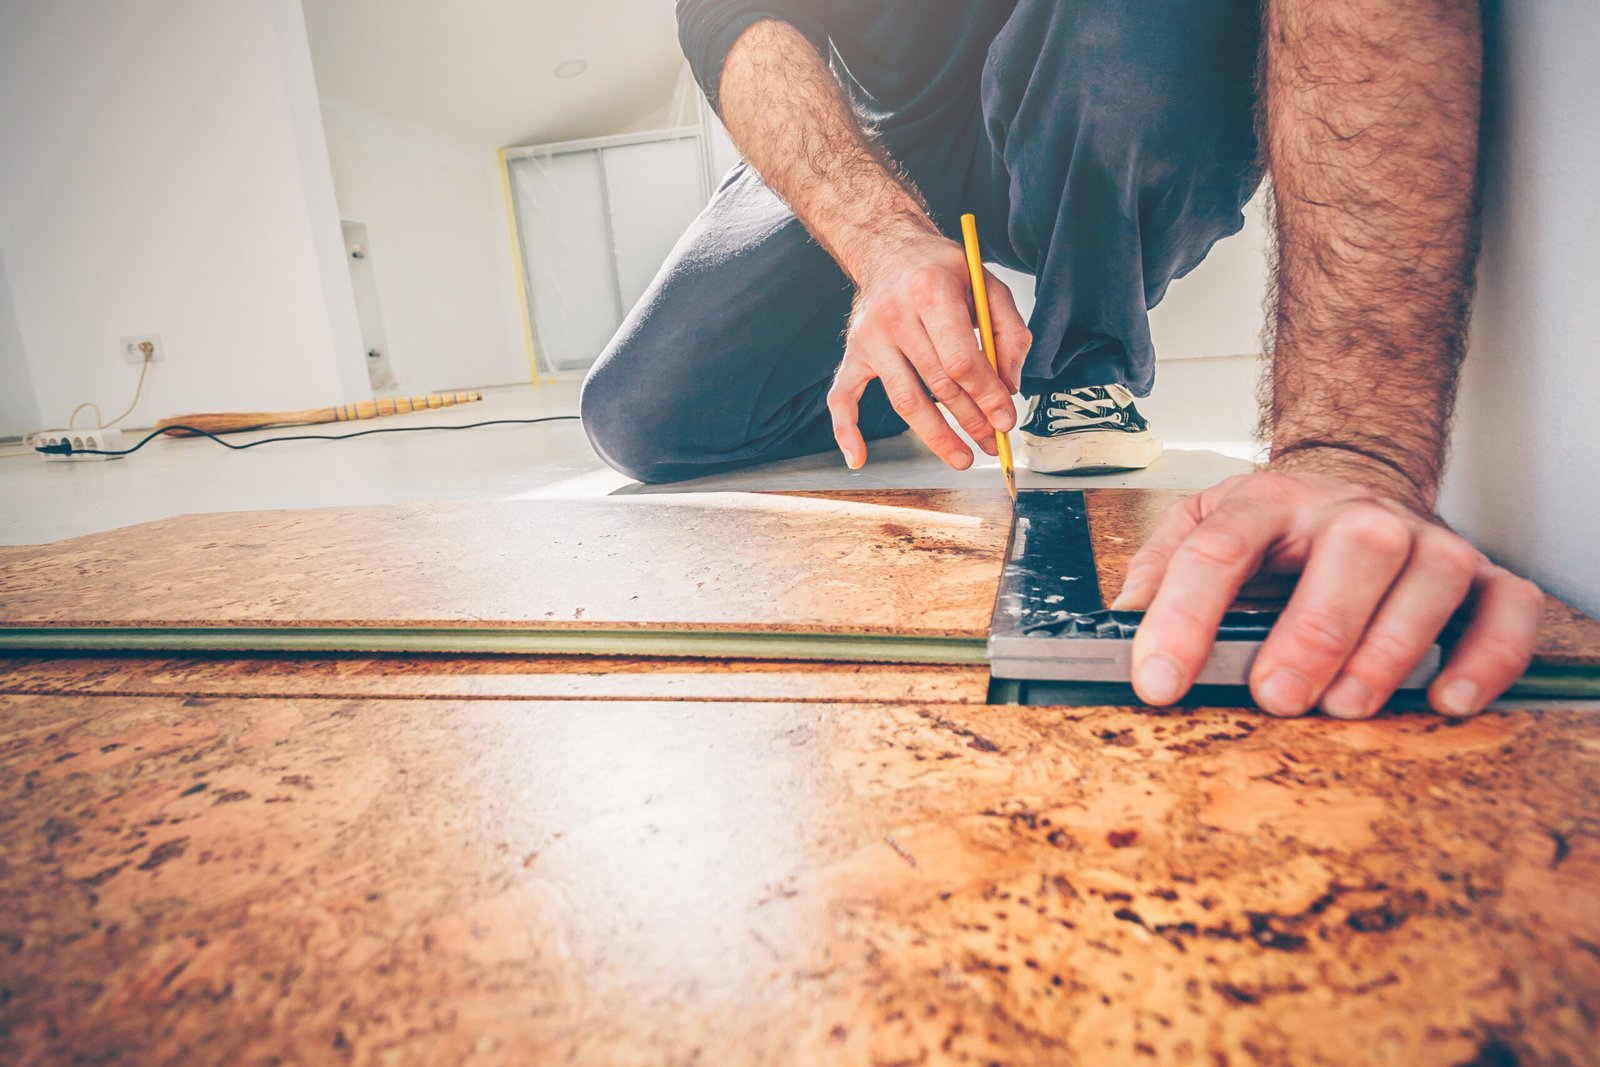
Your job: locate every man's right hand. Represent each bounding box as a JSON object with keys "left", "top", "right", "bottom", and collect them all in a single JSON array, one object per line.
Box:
[
  {"left": 716, "top": 19, "right": 1030, "bottom": 467},
  {"left": 827, "top": 234, "right": 1033, "bottom": 470}
]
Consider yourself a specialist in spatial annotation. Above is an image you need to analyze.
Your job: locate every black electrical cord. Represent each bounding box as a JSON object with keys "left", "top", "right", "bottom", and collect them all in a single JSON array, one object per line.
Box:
[{"left": 34, "top": 416, "right": 583, "bottom": 458}]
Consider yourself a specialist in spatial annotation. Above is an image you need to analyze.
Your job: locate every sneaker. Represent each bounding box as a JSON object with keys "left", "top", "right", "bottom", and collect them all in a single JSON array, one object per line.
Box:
[{"left": 1019, "top": 384, "right": 1163, "bottom": 473}]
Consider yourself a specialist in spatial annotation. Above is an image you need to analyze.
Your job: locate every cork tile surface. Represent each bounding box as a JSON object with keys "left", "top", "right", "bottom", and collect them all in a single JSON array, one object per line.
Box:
[
  {"left": 2, "top": 487, "right": 1595, "bottom": 666},
  {"left": 0, "top": 490, "right": 1011, "bottom": 637},
  {"left": 0, "top": 653, "right": 991, "bottom": 703},
  {"left": 3, "top": 692, "right": 1596, "bottom": 1065}
]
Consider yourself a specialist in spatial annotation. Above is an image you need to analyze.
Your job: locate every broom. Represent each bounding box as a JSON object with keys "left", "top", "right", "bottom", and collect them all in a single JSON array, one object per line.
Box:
[{"left": 155, "top": 391, "right": 484, "bottom": 436}]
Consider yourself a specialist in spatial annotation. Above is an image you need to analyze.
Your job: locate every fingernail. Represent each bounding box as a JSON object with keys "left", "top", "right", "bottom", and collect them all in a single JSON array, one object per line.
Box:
[
  {"left": 1109, "top": 580, "right": 1145, "bottom": 611},
  {"left": 1257, "top": 669, "right": 1312, "bottom": 716},
  {"left": 1321, "top": 675, "right": 1373, "bottom": 719},
  {"left": 991, "top": 408, "right": 1015, "bottom": 432},
  {"left": 949, "top": 452, "right": 972, "bottom": 471},
  {"left": 1135, "top": 654, "right": 1184, "bottom": 705},
  {"left": 1437, "top": 678, "right": 1482, "bottom": 716}
]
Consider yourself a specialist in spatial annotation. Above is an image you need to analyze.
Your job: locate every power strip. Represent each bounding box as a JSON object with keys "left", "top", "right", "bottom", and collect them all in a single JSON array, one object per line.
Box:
[{"left": 30, "top": 428, "right": 126, "bottom": 462}]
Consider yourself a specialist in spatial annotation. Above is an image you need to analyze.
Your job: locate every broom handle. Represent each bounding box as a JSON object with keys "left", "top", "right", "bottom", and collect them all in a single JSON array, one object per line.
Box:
[
  {"left": 330, "top": 392, "right": 482, "bottom": 422},
  {"left": 157, "top": 391, "right": 484, "bottom": 435}
]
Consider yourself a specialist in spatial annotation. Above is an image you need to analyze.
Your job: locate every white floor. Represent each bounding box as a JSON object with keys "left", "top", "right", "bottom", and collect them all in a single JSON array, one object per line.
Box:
[{"left": 0, "top": 359, "right": 1261, "bottom": 546}]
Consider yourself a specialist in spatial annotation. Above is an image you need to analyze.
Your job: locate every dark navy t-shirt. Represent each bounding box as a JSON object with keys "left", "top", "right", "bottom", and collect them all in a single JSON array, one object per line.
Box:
[{"left": 677, "top": 0, "right": 1017, "bottom": 130}]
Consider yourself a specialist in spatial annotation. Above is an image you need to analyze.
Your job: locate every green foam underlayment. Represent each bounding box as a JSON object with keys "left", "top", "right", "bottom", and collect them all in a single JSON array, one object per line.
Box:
[
  {"left": 1, "top": 628, "right": 1594, "bottom": 700},
  {"left": 1507, "top": 663, "right": 1600, "bottom": 699},
  {"left": 0, "top": 626, "right": 992, "bottom": 665}
]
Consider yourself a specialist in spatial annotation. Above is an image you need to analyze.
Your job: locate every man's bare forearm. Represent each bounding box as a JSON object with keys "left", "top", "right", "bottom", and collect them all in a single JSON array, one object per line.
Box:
[
  {"left": 718, "top": 19, "right": 937, "bottom": 286},
  {"left": 1263, "top": 0, "right": 1482, "bottom": 511}
]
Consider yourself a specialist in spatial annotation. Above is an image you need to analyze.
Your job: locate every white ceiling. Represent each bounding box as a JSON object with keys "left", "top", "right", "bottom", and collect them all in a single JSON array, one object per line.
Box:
[{"left": 301, "top": 0, "right": 689, "bottom": 149}]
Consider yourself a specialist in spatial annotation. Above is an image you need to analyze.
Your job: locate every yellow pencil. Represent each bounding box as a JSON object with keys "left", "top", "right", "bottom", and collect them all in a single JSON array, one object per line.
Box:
[{"left": 959, "top": 213, "right": 1017, "bottom": 501}]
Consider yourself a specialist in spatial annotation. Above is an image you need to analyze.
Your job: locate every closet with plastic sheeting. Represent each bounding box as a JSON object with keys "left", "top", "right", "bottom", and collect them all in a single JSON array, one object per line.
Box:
[{"left": 505, "top": 127, "right": 724, "bottom": 374}]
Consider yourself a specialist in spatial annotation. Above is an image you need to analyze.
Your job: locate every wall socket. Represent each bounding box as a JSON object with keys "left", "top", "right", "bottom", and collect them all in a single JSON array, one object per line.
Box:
[
  {"left": 121, "top": 333, "right": 165, "bottom": 364},
  {"left": 31, "top": 428, "right": 126, "bottom": 462}
]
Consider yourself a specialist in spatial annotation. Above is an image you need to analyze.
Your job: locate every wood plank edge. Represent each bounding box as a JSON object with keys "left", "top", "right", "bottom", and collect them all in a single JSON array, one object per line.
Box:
[
  {"left": 0, "top": 688, "right": 990, "bottom": 705},
  {"left": 0, "top": 627, "right": 991, "bottom": 665}
]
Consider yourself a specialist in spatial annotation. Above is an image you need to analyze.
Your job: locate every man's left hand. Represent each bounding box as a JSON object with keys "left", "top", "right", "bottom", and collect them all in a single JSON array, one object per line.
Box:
[{"left": 1112, "top": 465, "right": 1544, "bottom": 717}]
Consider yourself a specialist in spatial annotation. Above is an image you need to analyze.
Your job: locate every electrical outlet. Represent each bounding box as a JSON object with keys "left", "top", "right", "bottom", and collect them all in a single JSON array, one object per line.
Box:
[
  {"left": 121, "top": 333, "right": 165, "bottom": 364},
  {"left": 30, "top": 428, "right": 126, "bottom": 461}
]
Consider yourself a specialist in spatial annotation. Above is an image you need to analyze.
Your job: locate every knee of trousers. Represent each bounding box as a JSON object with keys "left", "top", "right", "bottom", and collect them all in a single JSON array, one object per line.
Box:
[
  {"left": 578, "top": 357, "right": 686, "bottom": 485},
  {"left": 580, "top": 326, "right": 764, "bottom": 485}
]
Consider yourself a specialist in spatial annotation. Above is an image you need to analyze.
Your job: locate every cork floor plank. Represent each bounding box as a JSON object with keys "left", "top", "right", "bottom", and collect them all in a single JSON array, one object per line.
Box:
[
  {"left": 0, "top": 653, "right": 992, "bottom": 703},
  {"left": 0, "top": 490, "right": 1009, "bottom": 651},
  {"left": 1, "top": 487, "right": 1595, "bottom": 669},
  {"left": 2, "top": 692, "right": 1596, "bottom": 1064}
]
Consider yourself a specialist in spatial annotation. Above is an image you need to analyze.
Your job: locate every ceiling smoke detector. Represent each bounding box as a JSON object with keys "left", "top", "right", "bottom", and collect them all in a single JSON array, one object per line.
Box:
[{"left": 553, "top": 59, "right": 588, "bottom": 80}]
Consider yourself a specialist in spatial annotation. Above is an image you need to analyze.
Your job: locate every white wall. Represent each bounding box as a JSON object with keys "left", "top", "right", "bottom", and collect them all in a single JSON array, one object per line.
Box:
[
  {"left": 0, "top": 250, "right": 41, "bottom": 438},
  {"left": 1440, "top": 2, "right": 1600, "bottom": 616},
  {"left": 320, "top": 98, "right": 528, "bottom": 390},
  {"left": 1148, "top": 199, "right": 1270, "bottom": 363},
  {"left": 0, "top": 0, "right": 367, "bottom": 432}
]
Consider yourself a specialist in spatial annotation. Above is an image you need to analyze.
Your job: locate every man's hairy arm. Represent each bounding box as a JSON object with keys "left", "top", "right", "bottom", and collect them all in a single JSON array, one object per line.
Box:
[
  {"left": 1119, "top": 0, "right": 1543, "bottom": 718},
  {"left": 718, "top": 19, "right": 1030, "bottom": 470},
  {"left": 1264, "top": 0, "right": 1479, "bottom": 506},
  {"left": 719, "top": 20, "right": 930, "bottom": 291}
]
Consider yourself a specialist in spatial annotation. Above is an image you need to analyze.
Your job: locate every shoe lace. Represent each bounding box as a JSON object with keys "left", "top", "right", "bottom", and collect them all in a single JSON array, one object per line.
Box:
[{"left": 1042, "top": 387, "right": 1125, "bottom": 428}]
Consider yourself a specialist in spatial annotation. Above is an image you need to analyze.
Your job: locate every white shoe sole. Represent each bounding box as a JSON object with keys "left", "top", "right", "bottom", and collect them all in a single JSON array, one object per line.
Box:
[{"left": 1020, "top": 428, "right": 1163, "bottom": 474}]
